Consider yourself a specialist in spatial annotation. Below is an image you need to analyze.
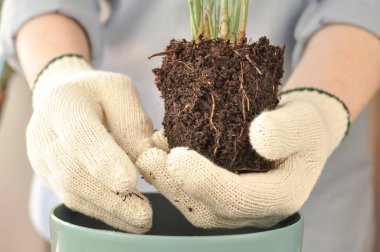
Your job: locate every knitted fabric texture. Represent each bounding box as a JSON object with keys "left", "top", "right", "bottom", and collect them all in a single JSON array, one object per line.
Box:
[
  {"left": 137, "top": 89, "right": 349, "bottom": 228},
  {"left": 28, "top": 56, "right": 153, "bottom": 233}
]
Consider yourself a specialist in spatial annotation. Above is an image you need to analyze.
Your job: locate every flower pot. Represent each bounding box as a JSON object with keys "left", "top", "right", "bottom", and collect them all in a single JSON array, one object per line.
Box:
[{"left": 50, "top": 193, "right": 303, "bottom": 252}]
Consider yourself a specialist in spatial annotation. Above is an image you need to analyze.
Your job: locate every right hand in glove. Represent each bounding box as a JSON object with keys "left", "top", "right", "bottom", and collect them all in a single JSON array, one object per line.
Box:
[
  {"left": 27, "top": 55, "right": 153, "bottom": 233},
  {"left": 137, "top": 88, "right": 350, "bottom": 229}
]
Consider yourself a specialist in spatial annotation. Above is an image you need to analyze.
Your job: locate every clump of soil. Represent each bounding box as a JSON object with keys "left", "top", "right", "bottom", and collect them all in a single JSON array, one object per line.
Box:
[{"left": 153, "top": 37, "right": 284, "bottom": 173}]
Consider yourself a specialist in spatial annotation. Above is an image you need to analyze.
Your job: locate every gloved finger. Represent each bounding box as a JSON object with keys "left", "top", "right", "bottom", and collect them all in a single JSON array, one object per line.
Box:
[
  {"left": 52, "top": 87, "right": 136, "bottom": 194},
  {"left": 48, "top": 146, "right": 152, "bottom": 233},
  {"left": 249, "top": 100, "right": 323, "bottom": 160},
  {"left": 136, "top": 148, "right": 244, "bottom": 228},
  {"left": 151, "top": 129, "right": 169, "bottom": 151},
  {"left": 166, "top": 147, "right": 306, "bottom": 220},
  {"left": 63, "top": 191, "right": 152, "bottom": 233},
  {"left": 99, "top": 74, "right": 153, "bottom": 161}
]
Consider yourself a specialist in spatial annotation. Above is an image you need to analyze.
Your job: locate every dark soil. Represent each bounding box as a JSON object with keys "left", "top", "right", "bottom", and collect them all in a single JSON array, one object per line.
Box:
[{"left": 152, "top": 37, "right": 284, "bottom": 173}]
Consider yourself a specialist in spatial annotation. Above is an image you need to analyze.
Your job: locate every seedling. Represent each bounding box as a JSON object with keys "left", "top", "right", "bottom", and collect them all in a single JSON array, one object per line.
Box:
[{"left": 152, "top": 0, "right": 284, "bottom": 173}]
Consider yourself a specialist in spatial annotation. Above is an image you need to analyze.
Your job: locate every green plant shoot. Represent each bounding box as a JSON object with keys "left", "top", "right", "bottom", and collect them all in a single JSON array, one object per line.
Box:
[{"left": 188, "top": 0, "right": 250, "bottom": 44}]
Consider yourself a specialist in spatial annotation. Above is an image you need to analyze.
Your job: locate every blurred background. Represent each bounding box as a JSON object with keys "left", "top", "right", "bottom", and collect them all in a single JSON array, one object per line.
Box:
[{"left": 0, "top": 73, "right": 48, "bottom": 251}]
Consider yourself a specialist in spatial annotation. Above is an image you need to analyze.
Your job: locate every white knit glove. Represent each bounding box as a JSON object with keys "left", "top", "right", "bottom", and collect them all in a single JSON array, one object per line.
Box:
[
  {"left": 136, "top": 88, "right": 350, "bottom": 228},
  {"left": 27, "top": 55, "right": 153, "bottom": 233}
]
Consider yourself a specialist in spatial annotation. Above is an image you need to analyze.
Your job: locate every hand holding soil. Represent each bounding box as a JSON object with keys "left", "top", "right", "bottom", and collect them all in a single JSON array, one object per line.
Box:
[
  {"left": 137, "top": 0, "right": 350, "bottom": 229},
  {"left": 137, "top": 89, "right": 350, "bottom": 228}
]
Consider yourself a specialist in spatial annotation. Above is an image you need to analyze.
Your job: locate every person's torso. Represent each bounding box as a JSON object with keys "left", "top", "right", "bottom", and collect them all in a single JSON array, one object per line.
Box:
[{"left": 31, "top": 1, "right": 375, "bottom": 251}]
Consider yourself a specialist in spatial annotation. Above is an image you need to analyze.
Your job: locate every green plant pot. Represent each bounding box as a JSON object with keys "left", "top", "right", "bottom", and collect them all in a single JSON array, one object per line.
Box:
[{"left": 50, "top": 193, "right": 304, "bottom": 252}]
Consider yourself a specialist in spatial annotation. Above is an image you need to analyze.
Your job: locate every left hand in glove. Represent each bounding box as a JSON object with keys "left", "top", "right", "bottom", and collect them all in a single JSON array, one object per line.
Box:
[{"left": 136, "top": 88, "right": 350, "bottom": 228}]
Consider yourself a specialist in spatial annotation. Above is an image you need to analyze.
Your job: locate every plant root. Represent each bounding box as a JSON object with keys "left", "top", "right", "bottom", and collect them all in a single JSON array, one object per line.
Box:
[
  {"left": 245, "top": 54, "right": 262, "bottom": 75},
  {"left": 210, "top": 93, "right": 221, "bottom": 155}
]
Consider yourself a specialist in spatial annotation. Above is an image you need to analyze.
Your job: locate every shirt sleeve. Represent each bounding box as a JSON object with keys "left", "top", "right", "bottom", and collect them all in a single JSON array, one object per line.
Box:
[
  {"left": 292, "top": 0, "right": 380, "bottom": 68},
  {"left": 0, "top": 0, "right": 104, "bottom": 73}
]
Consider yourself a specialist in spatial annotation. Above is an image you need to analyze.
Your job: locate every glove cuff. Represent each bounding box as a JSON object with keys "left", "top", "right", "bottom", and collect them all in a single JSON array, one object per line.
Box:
[
  {"left": 280, "top": 87, "right": 350, "bottom": 153},
  {"left": 34, "top": 54, "right": 92, "bottom": 86},
  {"left": 32, "top": 54, "right": 93, "bottom": 107}
]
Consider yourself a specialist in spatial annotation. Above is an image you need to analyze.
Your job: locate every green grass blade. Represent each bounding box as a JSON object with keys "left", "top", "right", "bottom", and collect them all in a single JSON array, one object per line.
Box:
[
  {"left": 195, "top": 0, "right": 203, "bottom": 43},
  {"left": 188, "top": 0, "right": 197, "bottom": 39},
  {"left": 220, "top": 0, "right": 229, "bottom": 40},
  {"left": 193, "top": 0, "right": 201, "bottom": 35},
  {"left": 237, "top": 0, "right": 249, "bottom": 43},
  {"left": 230, "top": 0, "right": 242, "bottom": 43},
  {"left": 206, "top": 0, "right": 216, "bottom": 38},
  {"left": 215, "top": 0, "right": 221, "bottom": 37}
]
